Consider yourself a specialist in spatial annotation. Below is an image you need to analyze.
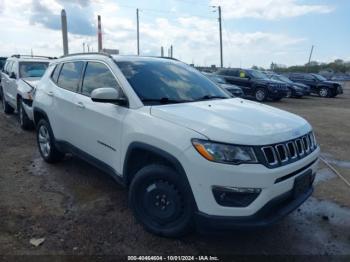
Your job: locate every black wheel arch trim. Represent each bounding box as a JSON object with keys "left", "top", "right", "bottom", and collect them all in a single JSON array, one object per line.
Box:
[
  {"left": 123, "top": 142, "right": 188, "bottom": 184},
  {"left": 33, "top": 107, "right": 50, "bottom": 125},
  {"left": 123, "top": 142, "right": 198, "bottom": 209}
]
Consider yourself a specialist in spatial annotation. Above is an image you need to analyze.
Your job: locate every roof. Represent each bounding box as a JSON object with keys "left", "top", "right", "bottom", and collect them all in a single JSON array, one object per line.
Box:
[{"left": 57, "top": 52, "right": 179, "bottom": 63}]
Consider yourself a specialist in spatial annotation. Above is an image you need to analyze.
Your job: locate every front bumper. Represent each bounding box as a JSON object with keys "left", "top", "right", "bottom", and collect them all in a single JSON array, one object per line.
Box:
[
  {"left": 268, "top": 89, "right": 289, "bottom": 98},
  {"left": 195, "top": 185, "right": 313, "bottom": 231},
  {"left": 181, "top": 145, "right": 320, "bottom": 218}
]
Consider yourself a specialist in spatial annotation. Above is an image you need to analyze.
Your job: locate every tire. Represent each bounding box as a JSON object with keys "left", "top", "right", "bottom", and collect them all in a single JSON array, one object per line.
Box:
[
  {"left": 319, "top": 87, "right": 329, "bottom": 98},
  {"left": 129, "top": 164, "right": 195, "bottom": 237},
  {"left": 18, "top": 98, "right": 33, "bottom": 130},
  {"left": 36, "top": 119, "right": 64, "bottom": 163},
  {"left": 1, "top": 88, "right": 14, "bottom": 114},
  {"left": 254, "top": 88, "right": 267, "bottom": 102}
]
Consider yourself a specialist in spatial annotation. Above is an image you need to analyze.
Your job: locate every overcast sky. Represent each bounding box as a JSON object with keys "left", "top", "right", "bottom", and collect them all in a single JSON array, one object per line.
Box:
[{"left": 0, "top": 0, "right": 348, "bottom": 68}]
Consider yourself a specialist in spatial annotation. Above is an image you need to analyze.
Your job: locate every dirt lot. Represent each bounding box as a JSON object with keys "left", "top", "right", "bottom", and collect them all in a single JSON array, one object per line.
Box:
[{"left": 1, "top": 82, "right": 350, "bottom": 258}]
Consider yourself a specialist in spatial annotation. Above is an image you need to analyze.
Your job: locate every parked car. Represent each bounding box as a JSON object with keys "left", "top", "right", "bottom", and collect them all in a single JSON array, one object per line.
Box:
[
  {"left": 203, "top": 72, "right": 244, "bottom": 97},
  {"left": 287, "top": 73, "right": 343, "bottom": 98},
  {"left": 0, "top": 57, "right": 7, "bottom": 97},
  {"left": 215, "top": 68, "right": 289, "bottom": 102},
  {"left": 268, "top": 73, "right": 310, "bottom": 98},
  {"left": 1, "top": 55, "right": 52, "bottom": 129},
  {"left": 32, "top": 53, "right": 320, "bottom": 237}
]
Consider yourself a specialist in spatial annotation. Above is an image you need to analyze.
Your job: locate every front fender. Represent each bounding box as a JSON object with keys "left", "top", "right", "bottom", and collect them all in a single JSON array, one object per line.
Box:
[{"left": 17, "top": 80, "right": 34, "bottom": 100}]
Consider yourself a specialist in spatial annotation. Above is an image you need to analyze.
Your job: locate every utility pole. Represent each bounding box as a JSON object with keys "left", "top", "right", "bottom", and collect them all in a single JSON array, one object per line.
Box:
[
  {"left": 97, "top": 15, "right": 102, "bottom": 52},
  {"left": 83, "top": 42, "right": 85, "bottom": 53},
  {"left": 170, "top": 45, "right": 173, "bottom": 58},
  {"left": 218, "top": 6, "right": 223, "bottom": 68},
  {"left": 136, "top": 8, "right": 140, "bottom": 55},
  {"left": 308, "top": 45, "right": 314, "bottom": 64},
  {"left": 161, "top": 46, "right": 164, "bottom": 57},
  {"left": 307, "top": 45, "right": 314, "bottom": 72},
  {"left": 61, "top": 9, "right": 69, "bottom": 55}
]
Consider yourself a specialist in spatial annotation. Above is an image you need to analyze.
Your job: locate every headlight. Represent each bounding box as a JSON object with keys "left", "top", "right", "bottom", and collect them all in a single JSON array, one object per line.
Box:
[{"left": 192, "top": 139, "right": 258, "bottom": 164}]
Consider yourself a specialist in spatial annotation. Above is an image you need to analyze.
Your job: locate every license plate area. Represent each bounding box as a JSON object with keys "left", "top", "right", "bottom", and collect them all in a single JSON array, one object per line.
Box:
[{"left": 293, "top": 170, "right": 313, "bottom": 198}]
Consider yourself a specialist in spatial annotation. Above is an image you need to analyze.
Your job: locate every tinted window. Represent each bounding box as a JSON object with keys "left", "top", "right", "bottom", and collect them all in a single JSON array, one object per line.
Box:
[
  {"left": 303, "top": 74, "right": 314, "bottom": 81},
  {"left": 57, "top": 62, "right": 84, "bottom": 92},
  {"left": 51, "top": 64, "right": 61, "bottom": 83},
  {"left": 82, "top": 62, "right": 119, "bottom": 96},
  {"left": 0, "top": 59, "right": 6, "bottom": 70},
  {"left": 116, "top": 60, "right": 229, "bottom": 105},
  {"left": 19, "top": 62, "right": 48, "bottom": 78}
]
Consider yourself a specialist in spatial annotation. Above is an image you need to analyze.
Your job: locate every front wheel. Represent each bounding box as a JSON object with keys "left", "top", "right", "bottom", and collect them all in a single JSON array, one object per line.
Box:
[
  {"left": 319, "top": 87, "right": 329, "bottom": 98},
  {"left": 1, "top": 88, "right": 14, "bottom": 114},
  {"left": 129, "top": 165, "right": 195, "bottom": 237},
  {"left": 254, "top": 88, "right": 267, "bottom": 102},
  {"left": 18, "top": 98, "right": 33, "bottom": 130},
  {"left": 36, "top": 119, "right": 64, "bottom": 163}
]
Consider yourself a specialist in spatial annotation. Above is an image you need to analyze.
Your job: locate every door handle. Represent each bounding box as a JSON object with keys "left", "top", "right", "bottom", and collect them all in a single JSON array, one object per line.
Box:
[
  {"left": 76, "top": 102, "right": 85, "bottom": 109},
  {"left": 47, "top": 91, "right": 54, "bottom": 97}
]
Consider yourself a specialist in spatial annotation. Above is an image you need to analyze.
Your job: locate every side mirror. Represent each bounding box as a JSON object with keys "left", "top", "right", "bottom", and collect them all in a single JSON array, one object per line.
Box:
[
  {"left": 10, "top": 72, "right": 16, "bottom": 79},
  {"left": 91, "top": 87, "right": 127, "bottom": 105}
]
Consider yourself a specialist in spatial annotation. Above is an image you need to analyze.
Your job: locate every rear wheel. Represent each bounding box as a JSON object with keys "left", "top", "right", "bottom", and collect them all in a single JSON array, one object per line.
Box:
[
  {"left": 36, "top": 119, "right": 64, "bottom": 163},
  {"left": 18, "top": 98, "right": 33, "bottom": 130},
  {"left": 129, "top": 165, "right": 195, "bottom": 237},
  {"left": 254, "top": 88, "right": 267, "bottom": 102},
  {"left": 1, "top": 88, "right": 14, "bottom": 114},
  {"left": 319, "top": 87, "right": 329, "bottom": 98}
]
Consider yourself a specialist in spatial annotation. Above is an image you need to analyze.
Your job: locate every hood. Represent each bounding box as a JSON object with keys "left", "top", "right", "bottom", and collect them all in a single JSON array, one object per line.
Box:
[
  {"left": 322, "top": 80, "right": 340, "bottom": 87},
  {"left": 21, "top": 77, "right": 41, "bottom": 89},
  {"left": 294, "top": 82, "right": 309, "bottom": 89},
  {"left": 150, "top": 98, "right": 311, "bottom": 146},
  {"left": 220, "top": 84, "right": 242, "bottom": 91}
]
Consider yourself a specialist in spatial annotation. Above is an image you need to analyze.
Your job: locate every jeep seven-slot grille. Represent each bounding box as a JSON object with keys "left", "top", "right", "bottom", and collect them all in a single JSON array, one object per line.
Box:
[{"left": 261, "top": 132, "right": 317, "bottom": 167}]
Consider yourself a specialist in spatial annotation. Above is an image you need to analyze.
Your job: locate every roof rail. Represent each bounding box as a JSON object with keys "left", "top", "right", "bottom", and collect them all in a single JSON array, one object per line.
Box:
[
  {"left": 11, "top": 54, "right": 56, "bottom": 59},
  {"left": 59, "top": 52, "right": 113, "bottom": 59}
]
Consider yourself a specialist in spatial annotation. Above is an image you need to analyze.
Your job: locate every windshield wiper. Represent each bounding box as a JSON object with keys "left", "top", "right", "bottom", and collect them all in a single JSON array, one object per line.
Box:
[
  {"left": 195, "top": 95, "right": 227, "bottom": 101},
  {"left": 141, "top": 97, "right": 192, "bottom": 104}
]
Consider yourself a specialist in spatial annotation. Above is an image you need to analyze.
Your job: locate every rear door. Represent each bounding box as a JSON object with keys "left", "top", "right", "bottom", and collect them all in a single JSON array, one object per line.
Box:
[
  {"left": 74, "top": 61, "right": 128, "bottom": 173},
  {"left": 49, "top": 61, "right": 85, "bottom": 144}
]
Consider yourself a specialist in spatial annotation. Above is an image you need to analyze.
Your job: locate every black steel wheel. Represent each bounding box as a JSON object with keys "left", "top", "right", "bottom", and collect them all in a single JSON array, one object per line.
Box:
[{"left": 129, "top": 165, "right": 195, "bottom": 237}]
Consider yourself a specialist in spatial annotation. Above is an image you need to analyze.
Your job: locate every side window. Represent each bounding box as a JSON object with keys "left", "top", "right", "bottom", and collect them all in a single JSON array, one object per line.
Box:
[
  {"left": 51, "top": 64, "right": 61, "bottom": 84},
  {"left": 239, "top": 70, "right": 246, "bottom": 78},
  {"left": 81, "top": 62, "right": 120, "bottom": 96},
  {"left": 57, "top": 61, "right": 84, "bottom": 92}
]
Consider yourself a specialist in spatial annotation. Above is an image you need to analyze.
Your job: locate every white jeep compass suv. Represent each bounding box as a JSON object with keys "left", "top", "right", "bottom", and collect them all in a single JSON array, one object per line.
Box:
[
  {"left": 1, "top": 55, "right": 52, "bottom": 129},
  {"left": 32, "top": 53, "right": 320, "bottom": 237}
]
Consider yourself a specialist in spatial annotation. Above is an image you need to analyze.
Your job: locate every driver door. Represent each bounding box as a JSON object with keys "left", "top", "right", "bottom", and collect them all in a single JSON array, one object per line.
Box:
[{"left": 74, "top": 61, "right": 128, "bottom": 174}]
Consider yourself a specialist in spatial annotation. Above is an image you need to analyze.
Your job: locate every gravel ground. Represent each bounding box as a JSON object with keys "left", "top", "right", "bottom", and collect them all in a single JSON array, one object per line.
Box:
[{"left": 0, "top": 82, "right": 350, "bottom": 259}]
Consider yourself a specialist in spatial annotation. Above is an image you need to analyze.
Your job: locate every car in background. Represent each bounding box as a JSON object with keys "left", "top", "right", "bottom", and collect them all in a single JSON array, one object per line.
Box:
[
  {"left": 268, "top": 73, "right": 310, "bottom": 98},
  {"left": 215, "top": 68, "right": 289, "bottom": 102},
  {"left": 0, "top": 57, "right": 7, "bottom": 97},
  {"left": 287, "top": 73, "right": 343, "bottom": 98},
  {"left": 1, "top": 55, "right": 53, "bottom": 129},
  {"left": 203, "top": 72, "right": 244, "bottom": 97}
]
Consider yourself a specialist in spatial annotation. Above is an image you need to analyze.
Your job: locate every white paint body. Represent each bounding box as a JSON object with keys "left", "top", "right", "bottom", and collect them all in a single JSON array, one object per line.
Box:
[{"left": 33, "top": 54, "right": 320, "bottom": 217}]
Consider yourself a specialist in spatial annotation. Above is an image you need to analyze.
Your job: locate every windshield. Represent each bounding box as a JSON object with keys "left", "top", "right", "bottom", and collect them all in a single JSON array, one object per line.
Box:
[
  {"left": 208, "top": 75, "right": 226, "bottom": 84},
  {"left": 247, "top": 69, "right": 269, "bottom": 80},
  {"left": 116, "top": 59, "right": 229, "bottom": 105},
  {"left": 19, "top": 62, "right": 48, "bottom": 78},
  {"left": 313, "top": 74, "right": 327, "bottom": 81},
  {"left": 275, "top": 75, "right": 293, "bottom": 84}
]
